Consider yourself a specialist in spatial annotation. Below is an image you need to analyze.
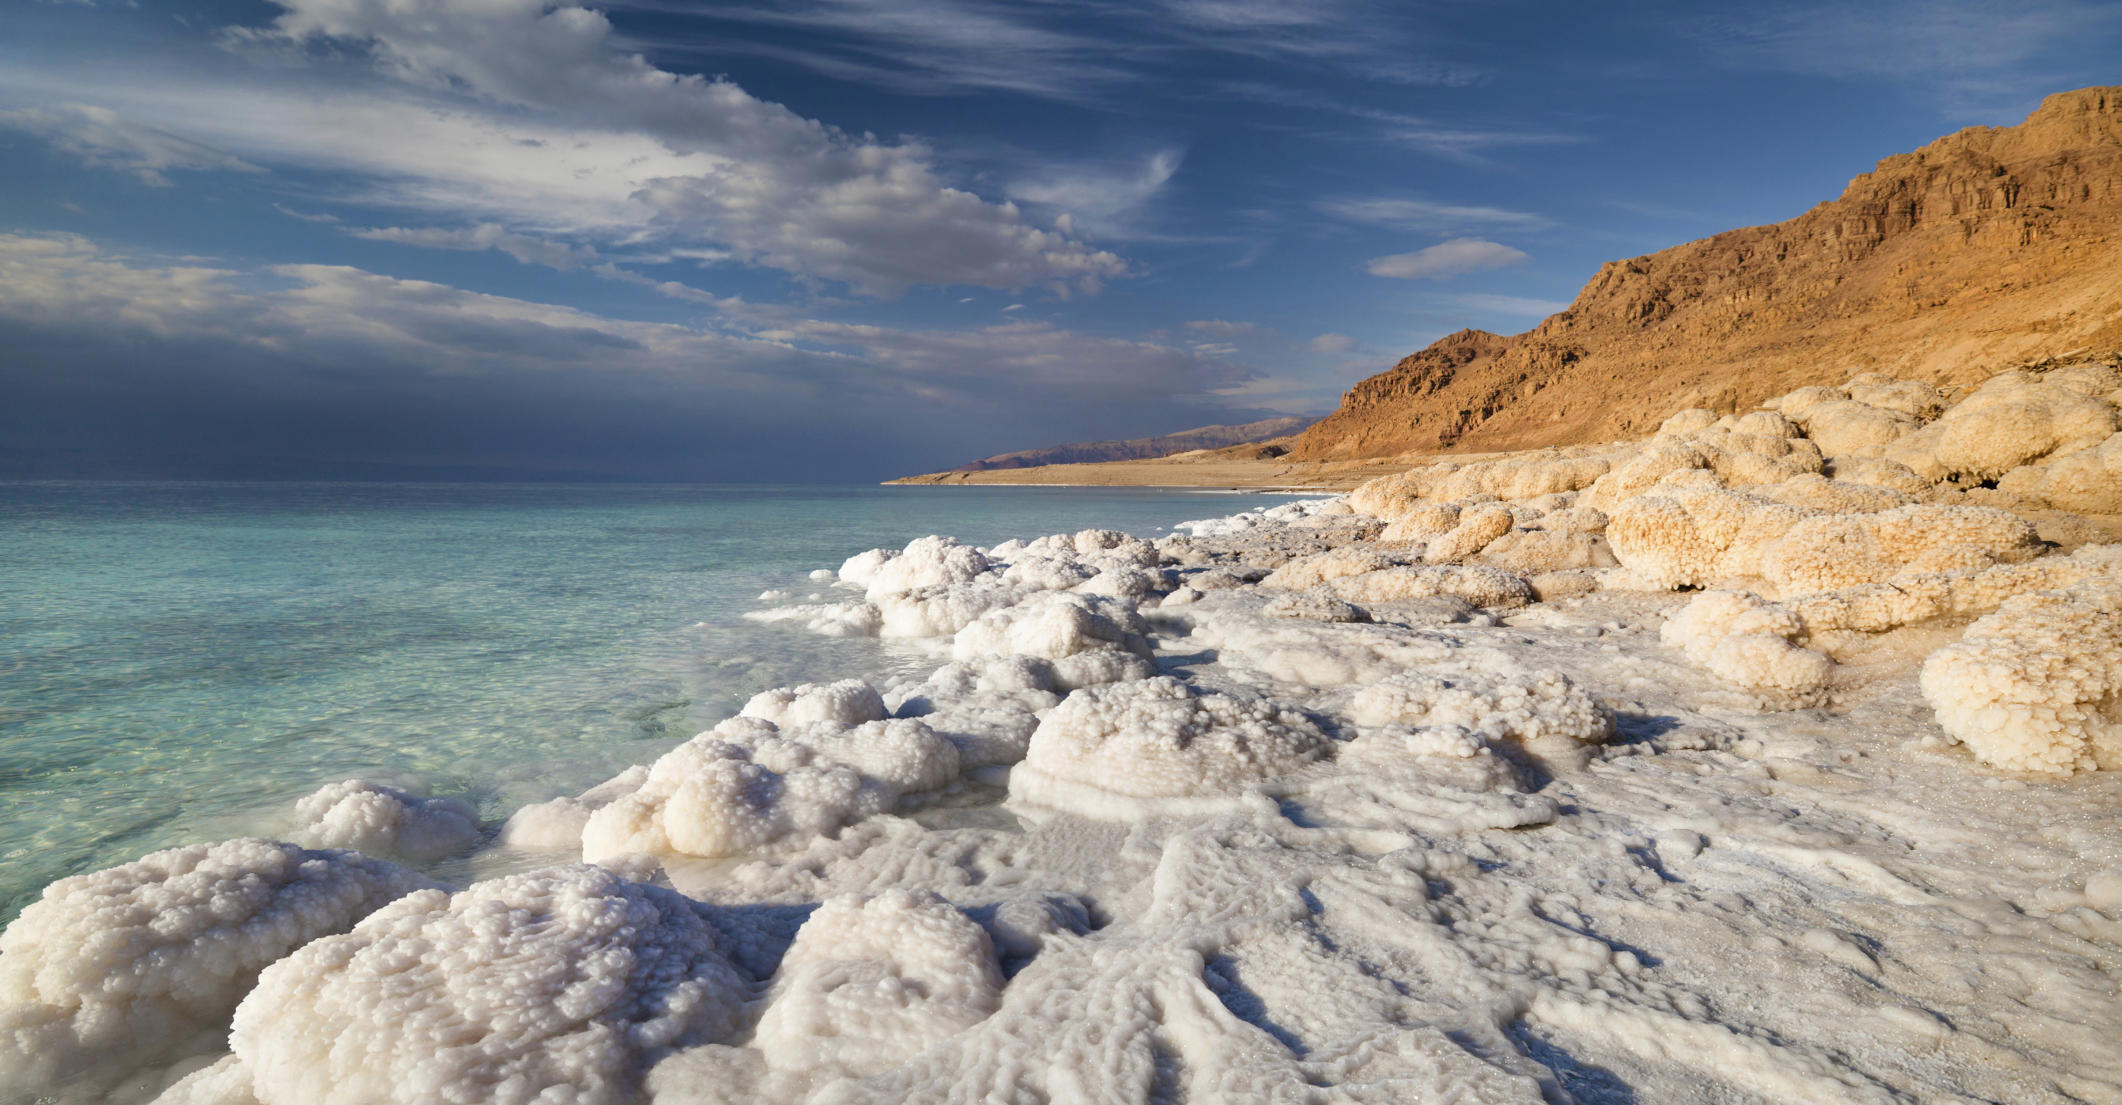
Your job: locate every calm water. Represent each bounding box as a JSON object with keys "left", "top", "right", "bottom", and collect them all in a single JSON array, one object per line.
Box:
[{"left": 0, "top": 482, "right": 1289, "bottom": 920}]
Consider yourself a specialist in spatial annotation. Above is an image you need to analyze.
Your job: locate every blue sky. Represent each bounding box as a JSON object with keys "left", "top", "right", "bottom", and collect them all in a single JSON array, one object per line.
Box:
[{"left": 3, "top": 0, "right": 2117, "bottom": 481}]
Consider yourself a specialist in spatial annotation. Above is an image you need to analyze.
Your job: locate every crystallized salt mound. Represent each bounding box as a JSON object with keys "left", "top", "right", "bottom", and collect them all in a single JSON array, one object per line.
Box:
[
  {"left": 890, "top": 657, "right": 1062, "bottom": 768},
  {"left": 752, "top": 889, "right": 1004, "bottom": 1081},
  {"left": 290, "top": 780, "right": 481, "bottom": 863},
  {"left": 1476, "top": 529, "right": 1616, "bottom": 575},
  {"left": 1762, "top": 504, "right": 2042, "bottom": 594},
  {"left": 741, "top": 679, "right": 888, "bottom": 727},
  {"left": 1424, "top": 503, "right": 1515, "bottom": 564},
  {"left": 0, "top": 839, "right": 430, "bottom": 1094},
  {"left": 1606, "top": 487, "right": 1814, "bottom": 591},
  {"left": 1584, "top": 430, "right": 1822, "bottom": 511},
  {"left": 1755, "top": 473, "right": 1916, "bottom": 515},
  {"left": 950, "top": 591, "right": 1154, "bottom": 686},
  {"left": 1823, "top": 455, "right": 1933, "bottom": 496},
  {"left": 1787, "top": 398, "right": 1918, "bottom": 457},
  {"left": 875, "top": 578, "right": 1030, "bottom": 638},
  {"left": 228, "top": 865, "right": 747, "bottom": 1105},
  {"left": 1259, "top": 590, "right": 1371, "bottom": 623},
  {"left": 1660, "top": 590, "right": 1835, "bottom": 703},
  {"left": 1920, "top": 578, "right": 2122, "bottom": 775},
  {"left": 1996, "top": 431, "right": 2122, "bottom": 514},
  {"left": 858, "top": 536, "right": 992, "bottom": 599},
  {"left": 1346, "top": 668, "right": 1613, "bottom": 749},
  {"left": 581, "top": 714, "right": 960, "bottom": 862},
  {"left": 499, "top": 766, "right": 649, "bottom": 852},
  {"left": 1012, "top": 676, "right": 1328, "bottom": 815},
  {"left": 1328, "top": 564, "right": 1533, "bottom": 609},
  {"left": 1260, "top": 546, "right": 1400, "bottom": 589},
  {"left": 1920, "top": 372, "right": 2118, "bottom": 481}
]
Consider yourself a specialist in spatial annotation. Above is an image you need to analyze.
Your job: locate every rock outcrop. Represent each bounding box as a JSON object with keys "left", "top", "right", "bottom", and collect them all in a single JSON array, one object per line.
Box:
[{"left": 1295, "top": 87, "right": 2122, "bottom": 461}]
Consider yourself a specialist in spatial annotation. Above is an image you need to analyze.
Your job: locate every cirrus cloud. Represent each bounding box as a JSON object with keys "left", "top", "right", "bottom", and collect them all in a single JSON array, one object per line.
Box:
[{"left": 1364, "top": 238, "right": 1528, "bottom": 280}]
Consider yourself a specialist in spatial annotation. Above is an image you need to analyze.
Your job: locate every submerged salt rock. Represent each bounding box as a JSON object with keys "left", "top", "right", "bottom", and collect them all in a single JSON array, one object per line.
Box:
[
  {"left": 0, "top": 839, "right": 431, "bottom": 1094},
  {"left": 752, "top": 889, "right": 1004, "bottom": 1081},
  {"left": 229, "top": 866, "right": 747, "bottom": 1105},
  {"left": 1013, "top": 676, "right": 1327, "bottom": 814},
  {"left": 499, "top": 766, "right": 649, "bottom": 852},
  {"left": 290, "top": 780, "right": 481, "bottom": 863},
  {"left": 1920, "top": 578, "right": 2122, "bottom": 775}
]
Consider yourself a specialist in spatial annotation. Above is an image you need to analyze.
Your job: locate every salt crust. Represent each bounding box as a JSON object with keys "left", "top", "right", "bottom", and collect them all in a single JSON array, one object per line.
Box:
[
  {"left": 226, "top": 865, "right": 748, "bottom": 1105},
  {"left": 751, "top": 890, "right": 1004, "bottom": 1080},
  {"left": 0, "top": 839, "right": 429, "bottom": 1094},
  {"left": 289, "top": 780, "right": 482, "bottom": 863}
]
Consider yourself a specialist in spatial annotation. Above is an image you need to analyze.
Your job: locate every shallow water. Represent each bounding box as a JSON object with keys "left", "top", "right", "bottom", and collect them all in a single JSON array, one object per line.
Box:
[{"left": 0, "top": 481, "right": 1289, "bottom": 920}]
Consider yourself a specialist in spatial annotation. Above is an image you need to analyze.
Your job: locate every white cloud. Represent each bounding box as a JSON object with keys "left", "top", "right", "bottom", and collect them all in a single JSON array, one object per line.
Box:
[
  {"left": 1364, "top": 239, "right": 1527, "bottom": 280},
  {"left": 0, "top": 102, "right": 260, "bottom": 186},
  {"left": 1308, "top": 332, "right": 1355, "bottom": 354},
  {"left": 1007, "top": 150, "right": 1183, "bottom": 240},
  {"left": 352, "top": 224, "right": 602, "bottom": 270},
  {"left": 1319, "top": 196, "right": 1549, "bottom": 232}
]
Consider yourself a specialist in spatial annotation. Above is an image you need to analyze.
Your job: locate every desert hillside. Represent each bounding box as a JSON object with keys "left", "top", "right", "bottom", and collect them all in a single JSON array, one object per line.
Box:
[{"left": 1294, "top": 86, "right": 2122, "bottom": 461}]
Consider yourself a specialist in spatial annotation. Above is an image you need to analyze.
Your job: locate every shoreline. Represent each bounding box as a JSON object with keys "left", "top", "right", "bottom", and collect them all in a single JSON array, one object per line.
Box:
[{"left": 10, "top": 363, "right": 2122, "bottom": 1105}]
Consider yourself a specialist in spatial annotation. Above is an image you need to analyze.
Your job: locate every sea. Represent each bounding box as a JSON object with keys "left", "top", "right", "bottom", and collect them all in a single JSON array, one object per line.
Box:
[{"left": 0, "top": 481, "right": 1292, "bottom": 922}]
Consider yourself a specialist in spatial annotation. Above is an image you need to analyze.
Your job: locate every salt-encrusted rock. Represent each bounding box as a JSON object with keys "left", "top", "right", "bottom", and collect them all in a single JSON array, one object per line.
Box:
[
  {"left": 752, "top": 890, "right": 1004, "bottom": 1081},
  {"left": 1920, "top": 578, "right": 2122, "bottom": 774},
  {"left": 1996, "top": 431, "right": 2122, "bottom": 514},
  {"left": 1260, "top": 547, "right": 1401, "bottom": 589},
  {"left": 290, "top": 780, "right": 482, "bottom": 863},
  {"left": 950, "top": 591, "right": 1154, "bottom": 689},
  {"left": 228, "top": 866, "right": 748, "bottom": 1105},
  {"left": 1424, "top": 503, "right": 1515, "bottom": 564},
  {"left": 1606, "top": 487, "right": 1814, "bottom": 590},
  {"left": 1346, "top": 668, "right": 1613, "bottom": 750},
  {"left": 1328, "top": 565, "right": 1533, "bottom": 609},
  {"left": 1260, "top": 590, "right": 1371, "bottom": 623},
  {"left": 0, "top": 839, "right": 430, "bottom": 1094},
  {"left": 1012, "top": 676, "right": 1327, "bottom": 816},
  {"left": 1660, "top": 590, "right": 1834, "bottom": 703},
  {"left": 862, "top": 536, "right": 992, "bottom": 599},
  {"left": 1761, "top": 504, "right": 2042, "bottom": 594}
]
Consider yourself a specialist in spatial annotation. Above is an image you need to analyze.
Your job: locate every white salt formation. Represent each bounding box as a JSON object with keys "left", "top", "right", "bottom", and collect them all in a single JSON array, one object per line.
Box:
[
  {"left": 1011, "top": 676, "right": 1328, "bottom": 817},
  {"left": 0, "top": 839, "right": 429, "bottom": 1095},
  {"left": 223, "top": 865, "right": 748, "bottom": 1105},
  {"left": 1921, "top": 577, "right": 2122, "bottom": 773},
  {"left": 14, "top": 356, "right": 2122, "bottom": 1105},
  {"left": 751, "top": 890, "right": 1004, "bottom": 1081},
  {"left": 289, "top": 779, "right": 482, "bottom": 862}
]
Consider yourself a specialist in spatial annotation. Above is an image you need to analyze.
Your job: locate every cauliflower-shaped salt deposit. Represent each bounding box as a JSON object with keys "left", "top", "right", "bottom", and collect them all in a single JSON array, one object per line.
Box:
[
  {"left": 290, "top": 780, "right": 481, "bottom": 863},
  {"left": 1012, "top": 677, "right": 1327, "bottom": 816},
  {"left": 1919, "top": 578, "right": 2122, "bottom": 775},
  {"left": 0, "top": 839, "right": 430, "bottom": 1094},
  {"left": 1761, "top": 504, "right": 2040, "bottom": 594},
  {"left": 1260, "top": 547, "right": 1401, "bottom": 590},
  {"left": 1929, "top": 373, "right": 2117, "bottom": 480},
  {"left": 1996, "top": 431, "right": 2122, "bottom": 514},
  {"left": 1346, "top": 668, "right": 1613, "bottom": 749},
  {"left": 581, "top": 714, "right": 960, "bottom": 862},
  {"left": 1423, "top": 503, "right": 1515, "bottom": 564},
  {"left": 741, "top": 679, "right": 888, "bottom": 727},
  {"left": 1660, "top": 590, "right": 1834, "bottom": 703},
  {"left": 890, "top": 657, "right": 1062, "bottom": 768},
  {"left": 228, "top": 865, "right": 748, "bottom": 1105},
  {"left": 1604, "top": 487, "right": 1814, "bottom": 590},
  {"left": 859, "top": 536, "right": 992, "bottom": 599},
  {"left": 752, "top": 889, "right": 1004, "bottom": 1080},
  {"left": 950, "top": 591, "right": 1154, "bottom": 689}
]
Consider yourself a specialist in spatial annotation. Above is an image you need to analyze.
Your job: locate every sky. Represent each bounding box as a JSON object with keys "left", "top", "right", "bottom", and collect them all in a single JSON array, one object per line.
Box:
[{"left": 2, "top": 0, "right": 2117, "bottom": 482}]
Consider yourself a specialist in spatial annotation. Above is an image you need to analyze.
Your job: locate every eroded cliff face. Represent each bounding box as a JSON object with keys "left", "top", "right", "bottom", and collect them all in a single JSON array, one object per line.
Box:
[{"left": 1294, "top": 86, "right": 2122, "bottom": 461}]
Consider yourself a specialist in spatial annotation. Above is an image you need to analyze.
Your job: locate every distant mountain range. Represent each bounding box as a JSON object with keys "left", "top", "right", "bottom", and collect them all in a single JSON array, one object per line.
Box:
[
  {"left": 1293, "top": 85, "right": 2122, "bottom": 461},
  {"left": 944, "top": 417, "right": 1316, "bottom": 471}
]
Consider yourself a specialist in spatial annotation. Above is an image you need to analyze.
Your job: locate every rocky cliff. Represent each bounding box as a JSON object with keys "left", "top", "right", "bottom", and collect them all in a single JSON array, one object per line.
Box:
[{"left": 1293, "top": 86, "right": 2122, "bottom": 461}]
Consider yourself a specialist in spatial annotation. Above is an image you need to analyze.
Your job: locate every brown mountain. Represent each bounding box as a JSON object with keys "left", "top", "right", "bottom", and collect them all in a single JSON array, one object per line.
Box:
[
  {"left": 1293, "top": 86, "right": 2122, "bottom": 462},
  {"left": 938, "top": 416, "right": 1316, "bottom": 472}
]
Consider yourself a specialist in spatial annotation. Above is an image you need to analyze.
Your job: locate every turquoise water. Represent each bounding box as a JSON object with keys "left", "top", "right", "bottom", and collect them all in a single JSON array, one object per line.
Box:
[{"left": 0, "top": 482, "right": 1289, "bottom": 921}]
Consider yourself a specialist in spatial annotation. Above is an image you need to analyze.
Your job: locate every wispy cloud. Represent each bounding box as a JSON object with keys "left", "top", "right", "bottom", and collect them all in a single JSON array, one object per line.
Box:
[
  {"left": 351, "top": 224, "right": 603, "bottom": 271},
  {"left": 1454, "top": 292, "right": 1568, "bottom": 317},
  {"left": 1007, "top": 150, "right": 1184, "bottom": 240},
  {"left": 1365, "top": 239, "right": 1527, "bottom": 280},
  {"left": 1319, "top": 197, "right": 1550, "bottom": 232},
  {"left": 0, "top": 102, "right": 260, "bottom": 185},
  {"left": 1697, "top": 0, "right": 2122, "bottom": 118}
]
